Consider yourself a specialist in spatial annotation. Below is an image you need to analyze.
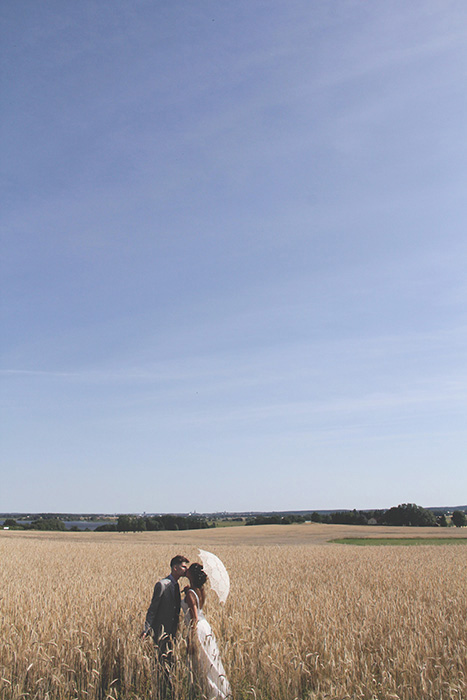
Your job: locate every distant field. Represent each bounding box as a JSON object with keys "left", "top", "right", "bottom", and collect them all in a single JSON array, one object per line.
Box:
[
  {"left": 332, "top": 536, "right": 467, "bottom": 546},
  {"left": 3, "top": 521, "right": 465, "bottom": 545},
  {"left": 1, "top": 527, "right": 466, "bottom": 700},
  {"left": 210, "top": 518, "right": 246, "bottom": 527}
]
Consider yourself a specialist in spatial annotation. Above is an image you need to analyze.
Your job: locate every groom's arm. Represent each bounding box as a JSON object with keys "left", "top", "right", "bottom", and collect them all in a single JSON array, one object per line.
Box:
[{"left": 143, "top": 580, "right": 163, "bottom": 635}]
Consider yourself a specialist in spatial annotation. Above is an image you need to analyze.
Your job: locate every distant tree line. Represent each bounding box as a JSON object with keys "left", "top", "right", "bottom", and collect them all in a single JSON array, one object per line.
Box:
[
  {"left": 2, "top": 512, "right": 102, "bottom": 522},
  {"left": 245, "top": 514, "right": 306, "bottom": 526},
  {"left": 2, "top": 517, "right": 66, "bottom": 531},
  {"left": 3, "top": 505, "right": 466, "bottom": 532},
  {"left": 309, "top": 504, "right": 467, "bottom": 528},
  {"left": 96, "top": 514, "right": 213, "bottom": 532},
  {"left": 244, "top": 504, "right": 466, "bottom": 528},
  {"left": 2, "top": 514, "right": 213, "bottom": 532},
  {"left": 451, "top": 510, "right": 467, "bottom": 527},
  {"left": 310, "top": 509, "right": 383, "bottom": 525}
]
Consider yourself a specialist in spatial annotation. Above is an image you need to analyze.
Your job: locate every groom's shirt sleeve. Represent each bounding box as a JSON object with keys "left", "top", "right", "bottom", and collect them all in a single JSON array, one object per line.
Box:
[{"left": 145, "top": 580, "right": 163, "bottom": 633}]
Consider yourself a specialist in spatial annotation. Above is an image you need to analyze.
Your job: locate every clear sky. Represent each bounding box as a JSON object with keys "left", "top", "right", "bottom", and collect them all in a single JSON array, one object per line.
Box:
[{"left": 1, "top": 1, "right": 466, "bottom": 514}]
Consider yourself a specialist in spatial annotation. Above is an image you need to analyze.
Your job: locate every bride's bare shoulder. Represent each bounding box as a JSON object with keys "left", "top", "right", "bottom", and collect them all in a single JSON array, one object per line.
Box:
[{"left": 185, "top": 588, "right": 198, "bottom": 605}]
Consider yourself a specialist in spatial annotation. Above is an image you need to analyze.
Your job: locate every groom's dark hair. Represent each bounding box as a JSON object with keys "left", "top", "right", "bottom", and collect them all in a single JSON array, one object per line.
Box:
[{"left": 170, "top": 554, "right": 189, "bottom": 568}]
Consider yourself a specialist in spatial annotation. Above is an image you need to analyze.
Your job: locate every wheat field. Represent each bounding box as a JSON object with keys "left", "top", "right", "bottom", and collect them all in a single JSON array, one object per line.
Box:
[{"left": 1, "top": 527, "right": 466, "bottom": 700}]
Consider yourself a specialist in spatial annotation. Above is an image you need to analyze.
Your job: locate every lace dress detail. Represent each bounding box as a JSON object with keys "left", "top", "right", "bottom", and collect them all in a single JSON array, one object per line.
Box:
[{"left": 181, "top": 589, "right": 231, "bottom": 699}]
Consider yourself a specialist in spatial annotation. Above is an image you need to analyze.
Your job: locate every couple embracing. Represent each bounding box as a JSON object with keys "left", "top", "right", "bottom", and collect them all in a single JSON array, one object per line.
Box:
[{"left": 142, "top": 554, "right": 231, "bottom": 699}]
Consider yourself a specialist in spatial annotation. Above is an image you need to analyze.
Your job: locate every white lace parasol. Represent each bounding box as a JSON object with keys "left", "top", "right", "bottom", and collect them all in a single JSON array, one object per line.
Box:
[{"left": 198, "top": 549, "right": 230, "bottom": 604}]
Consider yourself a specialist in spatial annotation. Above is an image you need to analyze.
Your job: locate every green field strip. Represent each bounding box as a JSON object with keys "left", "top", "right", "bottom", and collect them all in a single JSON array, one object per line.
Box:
[{"left": 331, "top": 537, "right": 467, "bottom": 546}]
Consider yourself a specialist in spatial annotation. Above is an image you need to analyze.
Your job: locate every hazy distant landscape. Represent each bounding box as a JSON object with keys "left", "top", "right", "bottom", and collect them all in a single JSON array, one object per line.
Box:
[{"left": 2, "top": 502, "right": 466, "bottom": 532}]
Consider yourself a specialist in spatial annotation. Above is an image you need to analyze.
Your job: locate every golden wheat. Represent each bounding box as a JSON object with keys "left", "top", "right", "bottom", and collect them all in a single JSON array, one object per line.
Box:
[{"left": 0, "top": 530, "right": 465, "bottom": 700}]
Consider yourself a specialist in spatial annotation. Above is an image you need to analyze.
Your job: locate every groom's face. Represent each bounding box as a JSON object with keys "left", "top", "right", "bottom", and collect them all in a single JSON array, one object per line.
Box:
[{"left": 172, "top": 561, "right": 188, "bottom": 580}]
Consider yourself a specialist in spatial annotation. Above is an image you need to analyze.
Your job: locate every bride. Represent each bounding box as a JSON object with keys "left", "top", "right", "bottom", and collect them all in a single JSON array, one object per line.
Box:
[{"left": 181, "top": 562, "right": 231, "bottom": 699}]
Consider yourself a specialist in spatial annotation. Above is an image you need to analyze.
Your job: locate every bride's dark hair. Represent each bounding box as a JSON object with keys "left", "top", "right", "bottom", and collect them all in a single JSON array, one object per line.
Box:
[{"left": 188, "top": 562, "right": 207, "bottom": 588}]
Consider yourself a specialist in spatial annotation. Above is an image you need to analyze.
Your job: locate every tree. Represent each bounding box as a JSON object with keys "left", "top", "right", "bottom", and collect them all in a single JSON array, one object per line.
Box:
[
  {"left": 31, "top": 518, "right": 66, "bottom": 531},
  {"left": 329, "top": 510, "right": 368, "bottom": 525},
  {"left": 437, "top": 514, "right": 448, "bottom": 528},
  {"left": 451, "top": 510, "right": 466, "bottom": 528},
  {"left": 3, "top": 518, "right": 19, "bottom": 528},
  {"left": 135, "top": 518, "right": 147, "bottom": 532},
  {"left": 383, "top": 503, "right": 436, "bottom": 527},
  {"left": 95, "top": 523, "right": 117, "bottom": 532},
  {"left": 117, "top": 515, "right": 132, "bottom": 532}
]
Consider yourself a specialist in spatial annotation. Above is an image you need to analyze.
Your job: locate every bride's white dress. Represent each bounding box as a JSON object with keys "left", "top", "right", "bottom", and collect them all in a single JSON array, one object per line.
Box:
[{"left": 181, "top": 589, "right": 231, "bottom": 699}]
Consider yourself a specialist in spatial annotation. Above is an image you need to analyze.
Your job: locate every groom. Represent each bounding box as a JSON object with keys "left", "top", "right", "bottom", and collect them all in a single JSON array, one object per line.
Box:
[{"left": 142, "top": 554, "right": 189, "bottom": 668}]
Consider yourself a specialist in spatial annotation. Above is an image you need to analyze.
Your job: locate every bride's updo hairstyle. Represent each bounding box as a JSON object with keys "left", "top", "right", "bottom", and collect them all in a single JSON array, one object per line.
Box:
[{"left": 189, "top": 562, "right": 207, "bottom": 588}]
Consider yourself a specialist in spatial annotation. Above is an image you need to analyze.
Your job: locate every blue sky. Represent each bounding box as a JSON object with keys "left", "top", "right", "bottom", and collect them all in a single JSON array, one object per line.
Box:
[{"left": 1, "top": 1, "right": 466, "bottom": 513}]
